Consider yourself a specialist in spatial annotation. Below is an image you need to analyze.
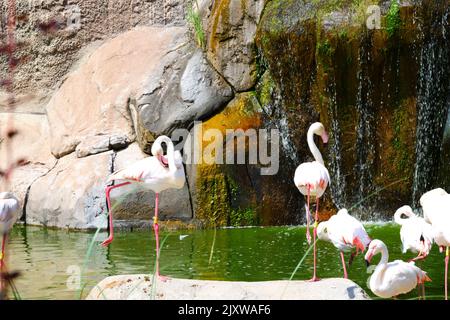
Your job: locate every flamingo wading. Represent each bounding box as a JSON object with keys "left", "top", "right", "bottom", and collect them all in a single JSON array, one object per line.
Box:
[
  {"left": 393, "top": 205, "right": 433, "bottom": 262},
  {"left": 102, "top": 135, "right": 185, "bottom": 280},
  {"left": 317, "top": 208, "right": 371, "bottom": 279},
  {"left": 420, "top": 188, "right": 450, "bottom": 300},
  {"left": 365, "top": 239, "right": 431, "bottom": 299},
  {"left": 294, "top": 122, "right": 330, "bottom": 281},
  {"left": 0, "top": 192, "right": 20, "bottom": 293}
]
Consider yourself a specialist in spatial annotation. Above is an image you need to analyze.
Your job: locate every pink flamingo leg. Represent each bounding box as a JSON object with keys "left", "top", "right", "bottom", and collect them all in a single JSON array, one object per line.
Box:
[
  {"left": 101, "top": 182, "right": 131, "bottom": 247},
  {"left": 309, "top": 196, "right": 320, "bottom": 282},
  {"left": 340, "top": 251, "right": 348, "bottom": 279},
  {"left": 445, "top": 247, "right": 449, "bottom": 300},
  {"left": 153, "top": 193, "right": 169, "bottom": 282},
  {"left": 305, "top": 185, "right": 311, "bottom": 244},
  {"left": 0, "top": 234, "right": 6, "bottom": 294}
]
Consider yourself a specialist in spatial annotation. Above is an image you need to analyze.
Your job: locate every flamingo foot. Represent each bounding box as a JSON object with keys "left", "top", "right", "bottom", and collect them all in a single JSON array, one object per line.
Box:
[
  {"left": 308, "top": 276, "right": 321, "bottom": 282},
  {"left": 101, "top": 236, "right": 113, "bottom": 247},
  {"left": 157, "top": 274, "right": 171, "bottom": 282}
]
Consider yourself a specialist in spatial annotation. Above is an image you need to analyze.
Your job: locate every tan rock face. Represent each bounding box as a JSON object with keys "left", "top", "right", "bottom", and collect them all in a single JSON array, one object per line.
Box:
[
  {"left": 26, "top": 151, "right": 112, "bottom": 229},
  {"left": 203, "top": 0, "right": 266, "bottom": 92},
  {"left": 0, "top": 0, "right": 187, "bottom": 98},
  {"left": 46, "top": 26, "right": 186, "bottom": 158}
]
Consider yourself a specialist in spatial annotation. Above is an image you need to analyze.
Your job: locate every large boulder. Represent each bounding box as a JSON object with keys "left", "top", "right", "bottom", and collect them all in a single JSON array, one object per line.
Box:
[
  {"left": 87, "top": 274, "right": 370, "bottom": 300},
  {"left": 132, "top": 46, "right": 234, "bottom": 153},
  {"left": 46, "top": 26, "right": 189, "bottom": 158}
]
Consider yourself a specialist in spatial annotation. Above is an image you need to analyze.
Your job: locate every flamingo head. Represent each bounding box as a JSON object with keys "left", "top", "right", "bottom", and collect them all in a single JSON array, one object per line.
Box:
[
  {"left": 311, "top": 122, "right": 329, "bottom": 144},
  {"left": 364, "top": 239, "right": 384, "bottom": 266},
  {"left": 316, "top": 221, "right": 330, "bottom": 241}
]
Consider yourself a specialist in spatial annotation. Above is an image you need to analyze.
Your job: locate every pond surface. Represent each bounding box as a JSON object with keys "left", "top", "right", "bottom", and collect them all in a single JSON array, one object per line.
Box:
[{"left": 5, "top": 223, "right": 448, "bottom": 300}]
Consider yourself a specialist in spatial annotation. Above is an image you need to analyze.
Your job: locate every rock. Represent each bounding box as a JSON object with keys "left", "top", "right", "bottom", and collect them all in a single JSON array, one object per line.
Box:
[
  {"left": 75, "top": 134, "right": 130, "bottom": 158},
  {"left": 202, "top": 0, "right": 266, "bottom": 91},
  {"left": 47, "top": 26, "right": 191, "bottom": 158},
  {"left": 25, "top": 143, "right": 192, "bottom": 229},
  {"left": 0, "top": 112, "right": 54, "bottom": 165},
  {"left": 25, "top": 151, "right": 112, "bottom": 229},
  {"left": 134, "top": 46, "right": 234, "bottom": 153},
  {"left": 86, "top": 274, "right": 370, "bottom": 300}
]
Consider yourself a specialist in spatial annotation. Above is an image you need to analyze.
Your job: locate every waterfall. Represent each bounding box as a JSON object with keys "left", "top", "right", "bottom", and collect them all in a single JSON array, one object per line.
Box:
[
  {"left": 412, "top": 3, "right": 450, "bottom": 205},
  {"left": 354, "top": 33, "right": 376, "bottom": 215},
  {"left": 326, "top": 80, "right": 346, "bottom": 209}
]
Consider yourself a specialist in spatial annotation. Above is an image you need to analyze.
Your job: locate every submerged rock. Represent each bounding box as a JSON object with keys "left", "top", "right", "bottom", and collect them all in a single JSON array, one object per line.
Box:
[{"left": 87, "top": 274, "right": 370, "bottom": 300}]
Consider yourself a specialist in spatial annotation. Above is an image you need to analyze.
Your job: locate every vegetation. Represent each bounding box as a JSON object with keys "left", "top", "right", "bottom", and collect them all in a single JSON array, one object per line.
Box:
[
  {"left": 187, "top": 0, "right": 206, "bottom": 50},
  {"left": 386, "top": 0, "right": 401, "bottom": 37}
]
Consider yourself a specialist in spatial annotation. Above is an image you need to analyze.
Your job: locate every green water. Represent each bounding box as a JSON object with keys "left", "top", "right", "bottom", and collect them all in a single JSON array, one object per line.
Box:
[{"left": 5, "top": 223, "right": 448, "bottom": 300}]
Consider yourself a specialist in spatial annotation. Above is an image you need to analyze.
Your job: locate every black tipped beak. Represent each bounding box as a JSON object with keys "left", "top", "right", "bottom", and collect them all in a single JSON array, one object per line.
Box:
[
  {"left": 365, "top": 259, "right": 370, "bottom": 267},
  {"left": 420, "top": 234, "right": 425, "bottom": 242}
]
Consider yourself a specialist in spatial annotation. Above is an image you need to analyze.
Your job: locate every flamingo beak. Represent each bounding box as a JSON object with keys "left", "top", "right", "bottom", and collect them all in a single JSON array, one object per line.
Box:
[
  {"left": 321, "top": 131, "right": 329, "bottom": 144},
  {"left": 365, "top": 259, "right": 371, "bottom": 267}
]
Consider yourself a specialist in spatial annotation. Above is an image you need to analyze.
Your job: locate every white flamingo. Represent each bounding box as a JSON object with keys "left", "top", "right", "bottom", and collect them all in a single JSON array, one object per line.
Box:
[
  {"left": 0, "top": 192, "right": 20, "bottom": 292},
  {"left": 365, "top": 239, "right": 431, "bottom": 299},
  {"left": 294, "top": 122, "right": 330, "bottom": 281},
  {"left": 393, "top": 205, "right": 433, "bottom": 261},
  {"left": 420, "top": 188, "right": 450, "bottom": 300},
  {"left": 102, "top": 135, "right": 185, "bottom": 280},
  {"left": 317, "top": 208, "right": 371, "bottom": 279}
]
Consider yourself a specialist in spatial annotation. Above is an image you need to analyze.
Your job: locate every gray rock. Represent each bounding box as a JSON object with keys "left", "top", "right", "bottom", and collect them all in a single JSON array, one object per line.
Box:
[
  {"left": 134, "top": 45, "right": 234, "bottom": 153},
  {"left": 87, "top": 274, "right": 371, "bottom": 300}
]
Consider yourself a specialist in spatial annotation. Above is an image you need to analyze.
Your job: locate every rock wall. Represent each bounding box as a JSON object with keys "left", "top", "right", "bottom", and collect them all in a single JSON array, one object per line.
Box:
[{"left": 2, "top": 0, "right": 449, "bottom": 229}]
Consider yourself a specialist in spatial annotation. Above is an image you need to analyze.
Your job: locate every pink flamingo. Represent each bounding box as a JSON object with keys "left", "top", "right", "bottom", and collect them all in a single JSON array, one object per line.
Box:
[
  {"left": 0, "top": 192, "right": 20, "bottom": 293},
  {"left": 102, "top": 135, "right": 185, "bottom": 281},
  {"left": 294, "top": 122, "right": 330, "bottom": 281},
  {"left": 317, "top": 208, "right": 371, "bottom": 279},
  {"left": 420, "top": 188, "right": 450, "bottom": 300}
]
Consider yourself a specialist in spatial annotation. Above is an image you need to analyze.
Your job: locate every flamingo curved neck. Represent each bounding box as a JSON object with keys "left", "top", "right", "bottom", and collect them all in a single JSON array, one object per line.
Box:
[
  {"left": 307, "top": 127, "right": 324, "bottom": 164},
  {"left": 377, "top": 244, "right": 389, "bottom": 266}
]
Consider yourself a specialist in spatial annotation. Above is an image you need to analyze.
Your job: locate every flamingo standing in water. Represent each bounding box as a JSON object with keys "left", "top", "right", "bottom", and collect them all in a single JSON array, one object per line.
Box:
[
  {"left": 420, "top": 188, "right": 450, "bottom": 300},
  {"left": 0, "top": 192, "right": 20, "bottom": 293},
  {"left": 365, "top": 239, "right": 431, "bottom": 299},
  {"left": 102, "top": 135, "right": 185, "bottom": 280},
  {"left": 294, "top": 122, "right": 330, "bottom": 281},
  {"left": 393, "top": 205, "right": 433, "bottom": 262},
  {"left": 317, "top": 208, "right": 371, "bottom": 279}
]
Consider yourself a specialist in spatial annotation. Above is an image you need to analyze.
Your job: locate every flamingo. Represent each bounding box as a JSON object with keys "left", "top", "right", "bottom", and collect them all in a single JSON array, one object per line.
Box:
[
  {"left": 419, "top": 188, "right": 450, "bottom": 300},
  {"left": 102, "top": 135, "right": 185, "bottom": 280},
  {"left": 393, "top": 205, "right": 433, "bottom": 262},
  {"left": 0, "top": 192, "right": 20, "bottom": 294},
  {"left": 317, "top": 208, "right": 371, "bottom": 279},
  {"left": 365, "top": 239, "right": 431, "bottom": 299},
  {"left": 294, "top": 122, "right": 330, "bottom": 281}
]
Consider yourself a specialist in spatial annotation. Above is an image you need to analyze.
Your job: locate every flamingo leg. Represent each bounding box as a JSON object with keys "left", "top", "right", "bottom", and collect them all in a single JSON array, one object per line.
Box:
[
  {"left": 0, "top": 234, "right": 6, "bottom": 295},
  {"left": 309, "top": 196, "right": 320, "bottom": 282},
  {"left": 445, "top": 247, "right": 449, "bottom": 300},
  {"left": 153, "top": 193, "right": 169, "bottom": 282},
  {"left": 305, "top": 185, "right": 311, "bottom": 245},
  {"left": 101, "top": 182, "right": 131, "bottom": 247},
  {"left": 340, "top": 251, "right": 348, "bottom": 279}
]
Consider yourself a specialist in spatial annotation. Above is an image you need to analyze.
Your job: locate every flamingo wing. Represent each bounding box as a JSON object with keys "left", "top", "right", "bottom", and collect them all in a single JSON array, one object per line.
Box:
[{"left": 107, "top": 157, "right": 167, "bottom": 183}]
